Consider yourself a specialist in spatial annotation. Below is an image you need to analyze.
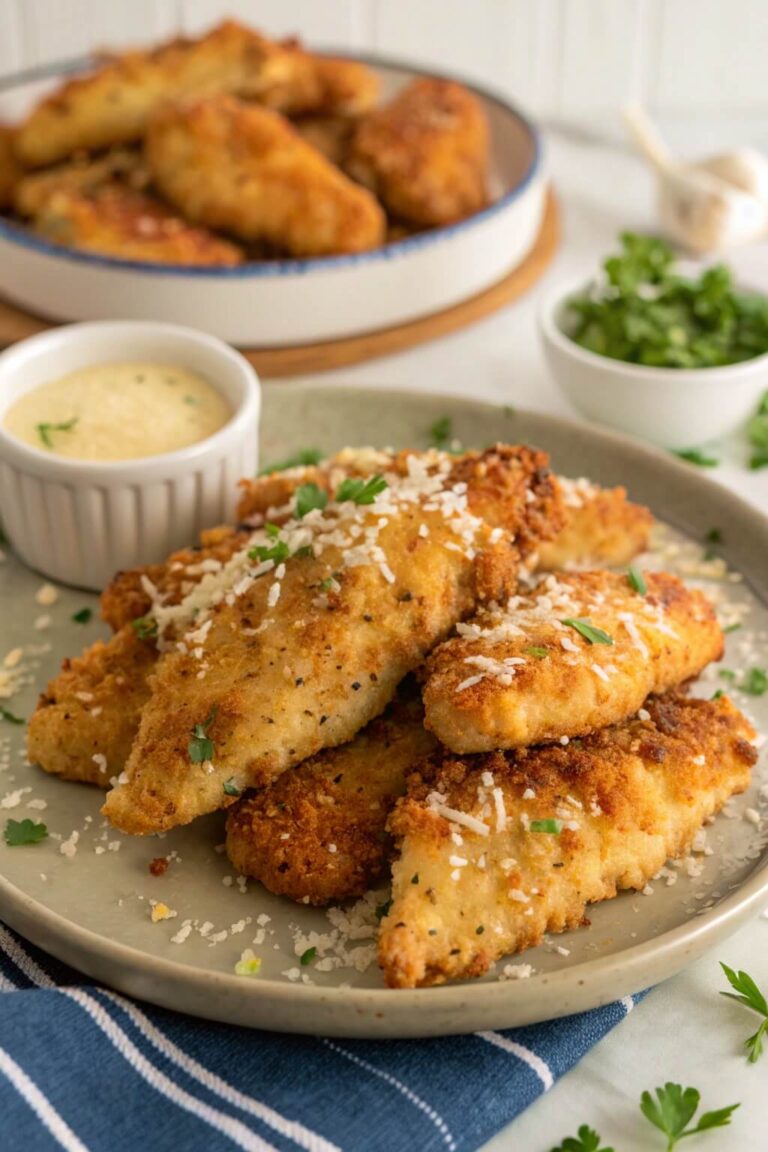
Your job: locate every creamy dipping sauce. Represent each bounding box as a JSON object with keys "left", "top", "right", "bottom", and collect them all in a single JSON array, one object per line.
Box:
[{"left": 3, "top": 361, "right": 232, "bottom": 461}]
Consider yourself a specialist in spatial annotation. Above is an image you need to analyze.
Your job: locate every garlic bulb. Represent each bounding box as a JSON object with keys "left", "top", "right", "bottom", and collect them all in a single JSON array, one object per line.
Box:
[{"left": 623, "top": 106, "right": 768, "bottom": 254}]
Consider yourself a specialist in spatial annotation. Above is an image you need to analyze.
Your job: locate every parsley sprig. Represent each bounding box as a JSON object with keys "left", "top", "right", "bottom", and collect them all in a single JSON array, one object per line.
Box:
[
  {"left": 561, "top": 618, "right": 614, "bottom": 645},
  {"left": 0, "top": 705, "right": 24, "bottom": 725},
  {"left": 258, "top": 448, "right": 324, "bottom": 475},
  {"left": 4, "top": 818, "right": 48, "bottom": 846},
  {"left": 249, "top": 523, "right": 291, "bottom": 565},
  {"left": 335, "top": 474, "right": 388, "bottom": 505},
  {"left": 36, "top": 417, "right": 78, "bottom": 449},
  {"left": 551, "top": 1126, "right": 613, "bottom": 1152},
  {"left": 720, "top": 963, "right": 768, "bottom": 1063},
  {"left": 188, "top": 705, "right": 217, "bottom": 764},
  {"left": 640, "top": 1082, "right": 738, "bottom": 1149},
  {"left": 295, "top": 483, "right": 328, "bottom": 519}
]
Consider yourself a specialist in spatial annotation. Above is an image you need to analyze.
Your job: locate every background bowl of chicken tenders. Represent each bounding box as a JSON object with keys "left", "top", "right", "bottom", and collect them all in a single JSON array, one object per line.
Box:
[{"left": 0, "top": 56, "right": 545, "bottom": 347}]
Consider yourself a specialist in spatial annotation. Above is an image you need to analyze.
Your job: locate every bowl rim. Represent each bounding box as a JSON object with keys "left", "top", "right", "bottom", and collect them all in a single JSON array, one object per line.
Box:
[
  {"left": 539, "top": 273, "right": 768, "bottom": 382},
  {"left": 0, "top": 319, "right": 261, "bottom": 479},
  {"left": 0, "top": 50, "right": 542, "bottom": 279}
]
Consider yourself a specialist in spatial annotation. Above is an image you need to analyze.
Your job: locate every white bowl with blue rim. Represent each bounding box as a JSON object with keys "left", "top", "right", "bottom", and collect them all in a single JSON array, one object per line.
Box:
[{"left": 0, "top": 56, "right": 546, "bottom": 347}]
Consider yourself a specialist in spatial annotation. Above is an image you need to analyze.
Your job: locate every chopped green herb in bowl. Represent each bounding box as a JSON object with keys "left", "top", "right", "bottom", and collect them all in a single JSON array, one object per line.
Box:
[{"left": 539, "top": 232, "right": 768, "bottom": 450}]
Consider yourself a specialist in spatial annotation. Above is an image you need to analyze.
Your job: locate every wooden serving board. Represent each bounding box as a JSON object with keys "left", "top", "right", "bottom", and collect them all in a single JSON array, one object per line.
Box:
[{"left": 0, "top": 188, "right": 559, "bottom": 380}]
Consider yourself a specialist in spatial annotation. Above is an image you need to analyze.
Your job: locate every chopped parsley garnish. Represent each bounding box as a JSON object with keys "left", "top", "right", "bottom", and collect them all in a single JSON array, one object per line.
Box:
[
  {"left": 640, "top": 1082, "right": 738, "bottom": 1148},
  {"left": 4, "top": 818, "right": 47, "bottom": 846},
  {"left": 71, "top": 607, "right": 93, "bottom": 624},
  {"left": 131, "top": 615, "right": 158, "bottom": 640},
  {"left": 188, "top": 705, "right": 217, "bottom": 764},
  {"left": 295, "top": 482, "right": 328, "bottom": 519},
  {"left": 703, "top": 528, "right": 722, "bottom": 560},
  {"left": 430, "top": 416, "right": 460, "bottom": 451},
  {"left": 551, "top": 1125, "right": 613, "bottom": 1152},
  {"left": 223, "top": 778, "right": 240, "bottom": 797},
  {"left": 627, "top": 565, "right": 647, "bottom": 595},
  {"left": 0, "top": 705, "right": 24, "bottom": 725},
  {"left": 248, "top": 524, "right": 291, "bottom": 565},
  {"left": 319, "top": 575, "right": 339, "bottom": 593},
  {"left": 335, "top": 474, "right": 388, "bottom": 505},
  {"left": 561, "top": 618, "right": 614, "bottom": 646},
  {"left": 723, "top": 622, "right": 741, "bottom": 634},
  {"left": 530, "top": 819, "right": 561, "bottom": 834},
  {"left": 748, "top": 391, "right": 768, "bottom": 470},
  {"left": 300, "top": 946, "right": 317, "bottom": 966},
  {"left": 712, "top": 689, "right": 725, "bottom": 700},
  {"left": 566, "top": 232, "right": 768, "bottom": 369},
  {"left": 525, "top": 646, "right": 549, "bottom": 659},
  {"left": 36, "top": 417, "right": 78, "bottom": 449},
  {"left": 742, "top": 667, "right": 768, "bottom": 696},
  {"left": 718, "top": 668, "right": 737, "bottom": 682},
  {"left": 674, "top": 448, "right": 720, "bottom": 468},
  {"left": 258, "top": 448, "right": 324, "bottom": 475},
  {"left": 720, "top": 962, "right": 768, "bottom": 1063}
]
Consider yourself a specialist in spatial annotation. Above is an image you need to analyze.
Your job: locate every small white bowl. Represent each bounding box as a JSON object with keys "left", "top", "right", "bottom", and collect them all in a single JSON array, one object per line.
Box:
[
  {"left": 0, "top": 321, "right": 260, "bottom": 590},
  {"left": 539, "top": 276, "right": 768, "bottom": 449}
]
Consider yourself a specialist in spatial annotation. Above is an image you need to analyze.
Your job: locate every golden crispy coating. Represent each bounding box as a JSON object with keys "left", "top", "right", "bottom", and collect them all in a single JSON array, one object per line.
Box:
[
  {"left": 13, "top": 149, "right": 148, "bottom": 217},
  {"left": 536, "top": 480, "right": 653, "bottom": 570},
  {"left": 0, "top": 124, "right": 23, "bottom": 209},
  {"left": 102, "top": 445, "right": 562, "bottom": 835},
  {"left": 27, "top": 181, "right": 244, "bottom": 265},
  {"left": 380, "top": 693, "right": 757, "bottom": 987},
  {"left": 292, "top": 115, "right": 354, "bottom": 166},
  {"left": 145, "top": 94, "right": 386, "bottom": 256},
  {"left": 15, "top": 21, "right": 378, "bottom": 169},
  {"left": 423, "top": 570, "right": 723, "bottom": 753},
  {"left": 226, "top": 689, "right": 436, "bottom": 904},
  {"left": 27, "top": 627, "right": 156, "bottom": 787},
  {"left": 347, "top": 78, "right": 489, "bottom": 227}
]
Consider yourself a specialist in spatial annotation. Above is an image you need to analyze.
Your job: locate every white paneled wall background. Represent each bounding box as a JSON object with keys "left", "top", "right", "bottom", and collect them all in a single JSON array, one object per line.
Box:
[{"left": 0, "top": 0, "right": 767, "bottom": 117}]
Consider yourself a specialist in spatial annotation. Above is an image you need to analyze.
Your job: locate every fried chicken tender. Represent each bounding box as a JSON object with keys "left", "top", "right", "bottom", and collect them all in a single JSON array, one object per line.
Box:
[
  {"left": 380, "top": 693, "right": 757, "bottom": 987},
  {"left": 536, "top": 480, "right": 653, "bottom": 570},
  {"left": 15, "top": 21, "right": 378, "bottom": 168},
  {"left": 27, "top": 627, "right": 155, "bottom": 787},
  {"left": 347, "top": 78, "right": 489, "bottom": 227},
  {"left": 26, "top": 181, "right": 244, "bottom": 265},
  {"left": 292, "top": 115, "right": 354, "bottom": 166},
  {"left": 0, "top": 125, "right": 23, "bottom": 209},
  {"left": 146, "top": 94, "right": 385, "bottom": 256},
  {"left": 424, "top": 570, "right": 723, "bottom": 753},
  {"left": 102, "top": 445, "right": 563, "bottom": 835},
  {"left": 226, "top": 689, "right": 436, "bottom": 904},
  {"left": 13, "top": 149, "right": 148, "bottom": 217}
]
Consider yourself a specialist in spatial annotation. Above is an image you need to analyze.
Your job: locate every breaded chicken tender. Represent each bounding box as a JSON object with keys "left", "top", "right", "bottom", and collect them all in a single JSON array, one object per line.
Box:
[
  {"left": 13, "top": 149, "right": 148, "bottom": 217},
  {"left": 536, "top": 479, "right": 653, "bottom": 570},
  {"left": 27, "top": 182, "right": 244, "bottom": 265},
  {"left": 27, "top": 627, "right": 155, "bottom": 787},
  {"left": 423, "top": 570, "right": 723, "bottom": 753},
  {"left": 102, "top": 446, "right": 563, "bottom": 835},
  {"left": 0, "top": 125, "right": 23, "bottom": 209},
  {"left": 15, "top": 21, "right": 378, "bottom": 168},
  {"left": 380, "top": 693, "right": 757, "bottom": 987},
  {"left": 226, "top": 688, "right": 436, "bottom": 904},
  {"left": 145, "top": 94, "right": 386, "bottom": 256},
  {"left": 347, "top": 78, "right": 489, "bottom": 227},
  {"left": 292, "top": 115, "right": 354, "bottom": 166}
]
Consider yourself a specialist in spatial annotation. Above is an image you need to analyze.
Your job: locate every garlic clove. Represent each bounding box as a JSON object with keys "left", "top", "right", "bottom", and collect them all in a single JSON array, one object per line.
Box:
[
  {"left": 656, "top": 165, "right": 766, "bottom": 254},
  {"left": 694, "top": 148, "right": 768, "bottom": 208}
]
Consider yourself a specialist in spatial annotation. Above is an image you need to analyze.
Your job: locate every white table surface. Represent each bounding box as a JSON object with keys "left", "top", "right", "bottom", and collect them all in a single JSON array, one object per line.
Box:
[{"left": 283, "top": 120, "right": 768, "bottom": 1152}]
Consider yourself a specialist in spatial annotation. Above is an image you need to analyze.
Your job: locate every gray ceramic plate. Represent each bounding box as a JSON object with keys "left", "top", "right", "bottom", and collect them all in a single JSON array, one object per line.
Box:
[{"left": 1, "top": 386, "right": 767, "bottom": 1039}]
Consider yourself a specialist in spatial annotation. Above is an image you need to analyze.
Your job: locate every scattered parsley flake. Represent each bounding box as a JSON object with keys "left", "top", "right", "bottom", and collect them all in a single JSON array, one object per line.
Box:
[
  {"left": 188, "top": 705, "right": 217, "bottom": 764},
  {"left": 131, "top": 615, "right": 158, "bottom": 640},
  {"left": 748, "top": 391, "right": 768, "bottom": 470},
  {"left": 36, "top": 417, "right": 78, "bottom": 449},
  {"left": 530, "top": 819, "right": 561, "bottom": 835},
  {"left": 550, "top": 1125, "right": 614, "bottom": 1152},
  {"left": 525, "top": 646, "right": 549, "bottom": 659},
  {"left": 639, "top": 1082, "right": 738, "bottom": 1148},
  {"left": 295, "top": 483, "right": 328, "bottom": 519},
  {"left": 249, "top": 533, "right": 291, "bottom": 565},
  {"left": 429, "top": 416, "right": 462, "bottom": 452},
  {"left": 71, "top": 607, "right": 93, "bottom": 624},
  {"left": 723, "top": 622, "right": 741, "bottom": 634},
  {"left": 712, "top": 689, "right": 725, "bottom": 700},
  {"left": 335, "top": 474, "right": 388, "bottom": 505},
  {"left": 674, "top": 448, "right": 719, "bottom": 468},
  {"left": 0, "top": 705, "right": 24, "bottom": 725},
  {"left": 4, "top": 818, "right": 47, "bottom": 846},
  {"left": 718, "top": 668, "right": 737, "bottom": 682},
  {"left": 720, "top": 962, "right": 768, "bottom": 1064},
  {"left": 627, "top": 565, "right": 647, "bottom": 595},
  {"left": 223, "top": 778, "right": 240, "bottom": 797},
  {"left": 561, "top": 618, "right": 613, "bottom": 645},
  {"left": 742, "top": 667, "right": 768, "bottom": 696},
  {"left": 258, "top": 448, "right": 324, "bottom": 475},
  {"left": 300, "top": 946, "right": 316, "bottom": 966}
]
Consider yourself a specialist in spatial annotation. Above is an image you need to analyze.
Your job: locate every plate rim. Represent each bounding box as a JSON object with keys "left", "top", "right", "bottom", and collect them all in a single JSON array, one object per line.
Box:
[
  {"left": 0, "top": 51, "right": 542, "bottom": 279},
  {"left": 2, "top": 385, "right": 767, "bottom": 1037}
]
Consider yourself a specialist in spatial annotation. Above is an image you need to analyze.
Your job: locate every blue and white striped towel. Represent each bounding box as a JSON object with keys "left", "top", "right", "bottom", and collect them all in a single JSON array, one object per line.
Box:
[{"left": 0, "top": 921, "right": 645, "bottom": 1152}]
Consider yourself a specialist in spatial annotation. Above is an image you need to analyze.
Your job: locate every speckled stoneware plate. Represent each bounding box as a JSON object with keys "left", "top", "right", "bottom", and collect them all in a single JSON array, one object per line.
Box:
[{"left": 1, "top": 386, "right": 767, "bottom": 1039}]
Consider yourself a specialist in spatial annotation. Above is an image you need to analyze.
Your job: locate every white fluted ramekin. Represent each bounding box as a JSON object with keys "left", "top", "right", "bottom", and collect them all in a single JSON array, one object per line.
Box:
[{"left": 0, "top": 321, "right": 261, "bottom": 590}]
